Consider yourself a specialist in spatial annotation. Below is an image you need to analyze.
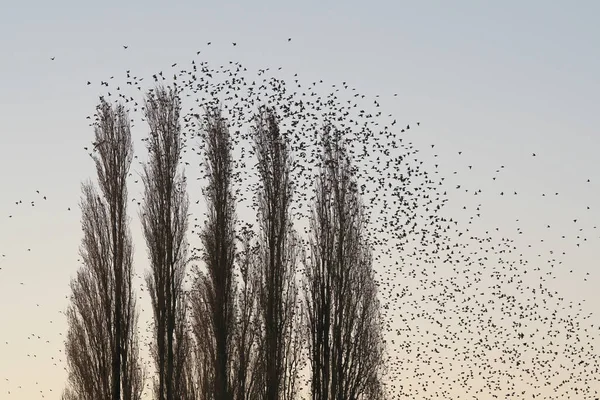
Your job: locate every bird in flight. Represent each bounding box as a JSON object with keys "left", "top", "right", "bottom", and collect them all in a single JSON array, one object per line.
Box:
[
  {"left": 123, "top": 45, "right": 128, "bottom": 49},
  {"left": 50, "top": 57, "right": 55, "bottom": 61}
]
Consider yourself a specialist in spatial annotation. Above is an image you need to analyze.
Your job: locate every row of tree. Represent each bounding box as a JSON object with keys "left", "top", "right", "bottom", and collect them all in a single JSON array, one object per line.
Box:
[{"left": 62, "top": 86, "right": 386, "bottom": 400}]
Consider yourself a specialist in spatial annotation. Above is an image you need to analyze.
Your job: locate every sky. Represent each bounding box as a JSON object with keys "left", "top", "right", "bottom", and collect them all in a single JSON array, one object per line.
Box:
[{"left": 1, "top": 0, "right": 600, "bottom": 398}]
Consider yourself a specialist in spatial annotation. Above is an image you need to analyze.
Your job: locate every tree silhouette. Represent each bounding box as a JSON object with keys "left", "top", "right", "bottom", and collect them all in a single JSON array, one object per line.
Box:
[
  {"left": 63, "top": 99, "right": 144, "bottom": 400},
  {"left": 140, "top": 85, "right": 193, "bottom": 400},
  {"left": 305, "top": 125, "right": 386, "bottom": 400},
  {"left": 251, "top": 107, "right": 303, "bottom": 400},
  {"left": 191, "top": 107, "right": 237, "bottom": 400}
]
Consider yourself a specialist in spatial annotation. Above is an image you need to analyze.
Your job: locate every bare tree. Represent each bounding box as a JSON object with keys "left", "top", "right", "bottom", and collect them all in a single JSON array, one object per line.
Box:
[
  {"left": 140, "top": 85, "right": 192, "bottom": 400},
  {"left": 190, "top": 107, "right": 237, "bottom": 400},
  {"left": 251, "top": 106, "right": 302, "bottom": 400},
  {"left": 305, "top": 125, "right": 386, "bottom": 400},
  {"left": 63, "top": 99, "right": 144, "bottom": 400}
]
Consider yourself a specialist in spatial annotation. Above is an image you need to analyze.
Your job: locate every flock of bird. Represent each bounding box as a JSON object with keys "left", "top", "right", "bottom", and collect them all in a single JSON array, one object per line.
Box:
[{"left": 1, "top": 39, "right": 599, "bottom": 399}]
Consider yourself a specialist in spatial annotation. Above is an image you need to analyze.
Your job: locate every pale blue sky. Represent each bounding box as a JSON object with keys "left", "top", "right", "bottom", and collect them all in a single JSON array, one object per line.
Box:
[{"left": 1, "top": 1, "right": 599, "bottom": 398}]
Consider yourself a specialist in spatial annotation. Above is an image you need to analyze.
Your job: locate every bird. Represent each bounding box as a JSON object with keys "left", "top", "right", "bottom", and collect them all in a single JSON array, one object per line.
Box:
[{"left": 2, "top": 40, "right": 597, "bottom": 400}]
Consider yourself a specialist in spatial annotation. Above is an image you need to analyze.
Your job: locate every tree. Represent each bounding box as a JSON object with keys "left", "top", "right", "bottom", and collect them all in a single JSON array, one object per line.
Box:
[
  {"left": 63, "top": 99, "right": 144, "bottom": 400},
  {"left": 251, "top": 107, "right": 303, "bottom": 400},
  {"left": 305, "top": 125, "right": 386, "bottom": 400},
  {"left": 140, "top": 85, "right": 192, "bottom": 400},
  {"left": 190, "top": 107, "right": 237, "bottom": 400}
]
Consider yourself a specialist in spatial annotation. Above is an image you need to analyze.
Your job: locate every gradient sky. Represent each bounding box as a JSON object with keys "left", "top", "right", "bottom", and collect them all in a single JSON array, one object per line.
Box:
[{"left": 1, "top": 1, "right": 600, "bottom": 399}]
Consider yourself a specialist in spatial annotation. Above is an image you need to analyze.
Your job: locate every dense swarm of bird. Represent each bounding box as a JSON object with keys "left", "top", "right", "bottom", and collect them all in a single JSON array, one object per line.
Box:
[{"left": 1, "top": 40, "right": 599, "bottom": 399}]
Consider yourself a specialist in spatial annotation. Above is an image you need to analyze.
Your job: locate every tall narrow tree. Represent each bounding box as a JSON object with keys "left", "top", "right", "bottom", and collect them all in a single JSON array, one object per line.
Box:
[
  {"left": 251, "top": 107, "right": 302, "bottom": 400},
  {"left": 140, "top": 86, "right": 191, "bottom": 400},
  {"left": 191, "top": 107, "right": 237, "bottom": 400},
  {"left": 305, "top": 125, "right": 386, "bottom": 400},
  {"left": 63, "top": 99, "right": 144, "bottom": 400}
]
